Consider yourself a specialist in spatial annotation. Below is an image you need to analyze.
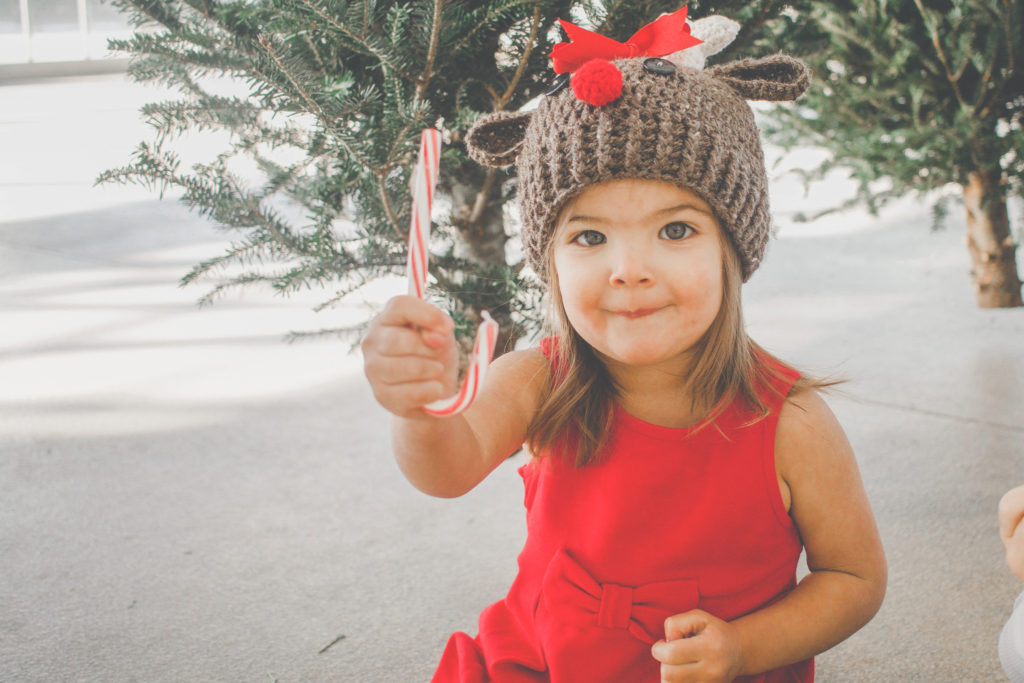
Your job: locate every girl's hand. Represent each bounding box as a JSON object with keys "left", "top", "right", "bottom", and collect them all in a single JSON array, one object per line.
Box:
[
  {"left": 361, "top": 295, "right": 458, "bottom": 419},
  {"left": 999, "top": 484, "right": 1024, "bottom": 581},
  {"left": 651, "top": 610, "right": 744, "bottom": 682}
]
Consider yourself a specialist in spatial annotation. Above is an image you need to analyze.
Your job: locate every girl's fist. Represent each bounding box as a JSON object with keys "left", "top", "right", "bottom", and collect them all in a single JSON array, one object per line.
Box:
[
  {"left": 361, "top": 296, "right": 458, "bottom": 418},
  {"left": 651, "top": 610, "right": 744, "bottom": 682}
]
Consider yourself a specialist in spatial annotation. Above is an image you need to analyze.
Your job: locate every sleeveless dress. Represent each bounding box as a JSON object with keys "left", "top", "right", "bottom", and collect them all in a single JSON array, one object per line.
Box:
[{"left": 432, "top": 338, "right": 813, "bottom": 682}]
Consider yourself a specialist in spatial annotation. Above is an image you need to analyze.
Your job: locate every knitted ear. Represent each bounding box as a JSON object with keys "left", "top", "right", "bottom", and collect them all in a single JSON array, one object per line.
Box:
[
  {"left": 707, "top": 55, "right": 810, "bottom": 101},
  {"left": 465, "top": 110, "right": 533, "bottom": 167}
]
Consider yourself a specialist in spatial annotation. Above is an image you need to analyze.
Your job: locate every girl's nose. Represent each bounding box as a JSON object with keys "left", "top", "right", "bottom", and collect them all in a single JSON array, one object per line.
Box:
[{"left": 609, "top": 249, "right": 654, "bottom": 287}]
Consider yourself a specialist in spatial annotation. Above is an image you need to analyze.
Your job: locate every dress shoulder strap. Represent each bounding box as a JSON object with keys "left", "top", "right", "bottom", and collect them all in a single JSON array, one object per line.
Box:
[
  {"left": 752, "top": 352, "right": 801, "bottom": 416},
  {"left": 539, "top": 336, "right": 557, "bottom": 360},
  {"left": 538, "top": 336, "right": 568, "bottom": 388}
]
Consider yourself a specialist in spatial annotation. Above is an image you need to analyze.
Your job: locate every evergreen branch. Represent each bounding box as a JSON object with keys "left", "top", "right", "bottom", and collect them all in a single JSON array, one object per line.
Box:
[
  {"left": 301, "top": 31, "right": 328, "bottom": 75},
  {"left": 446, "top": 0, "right": 535, "bottom": 61},
  {"left": 721, "top": 0, "right": 781, "bottom": 59},
  {"left": 284, "top": 319, "right": 372, "bottom": 345},
  {"left": 428, "top": 261, "right": 457, "bottom": 293},
  {"left": 175, "top": 157, "right": 316, "bottom": 260},
  {"left": 386, "top": 110, "right": 430, "bottom": 170},
  {"left": 975, "top": 52, "right": 998, "bottom": 120},
  {"left": 270, "top": 261, "right": 344, "bottom": 295},
  {"left": 257, "top": 34, "right": 330, "bottom": 119},
  {"left": 1004, "top": 0, "right": 1016, "bottom": 75},
  {"left": 175, "top": 0, "right": 233, "bottom": 41},
  {"left": 252, "top": 156, "right": 318, "bottom": 210},
  {"left": 246, "top": 201, "right": 312, "bottom": 257},
  {"left": 177, "top": 0, "right": 220, "bottom": 25},
  {"left": 255, "top": 34, "right": 376, "bottom": 175},
  {"left": 911, "top": 0, "right": 967, "bottom": 108},
  {"left": 233, "top": 122, "right": 311, "bottom": 154},
  {"left": 313, "top": 277, "right": 381, "bottom": 312},
  {"left": 377, "top": 172, "right": 405, "bottom": 239},
  {"left": 115, "top": 31, "right": 258, "bottom": 84},
  {"left": 293, "top": 0, "right": 413, "bottom": 82},
  {"left": 141, "top": 96, "right": 262, "bottom": 139},
  {"left": 790, "top": 192, "right": 887, "bottom": 224},
  {"left": 109, "top": 0, "right": 182, "bottom": 30},
  {"left": 951, "top": 51, "right": 969, "bottom": 84},
  {"left": 462, "top": 6, "right": 540, "bottom": 228},
  {"left": 812, "top": 12, "right": 905, "bottom": 85},
  {"left": 95, "top": 141, "right": 182, "bottom": 196},
  {"left": 495, "top": 5, "right": 541, "bottom": 110},
  {"left": 195, "top": 273, "right": 279, "bottom": 306},
  {"left": 976, "top": 0, "right": 1013, "bottom": 121},
  {"left": 375, "top": 119, "right": 422, "bottom": 240},
  {"left": 283, "top": 255, "right": 406, "bottom": 309},
  {"left": 469, "top": 168, "right": 500, "bottom": 226},
  {"left": 190, "top": 247, "right": 403, "bottom": 305},
  {"left": 182, "top": 241, "right": 270, "bottom": 285},
  {"left": 597, "top": 0, "right": 628, "bottom": 20},
  {"left": 415, "top": 0, "right": 445, "bottom": 103}
]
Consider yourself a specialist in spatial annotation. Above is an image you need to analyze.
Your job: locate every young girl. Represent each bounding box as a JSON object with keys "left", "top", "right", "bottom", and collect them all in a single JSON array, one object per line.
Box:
[{"left": 362, "top": 11, "right": 886, "bottom": 682}]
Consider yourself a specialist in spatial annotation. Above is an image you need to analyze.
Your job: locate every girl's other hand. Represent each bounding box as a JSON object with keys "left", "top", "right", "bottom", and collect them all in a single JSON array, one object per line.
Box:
[
  {"left": 361, "top": 295, "right": 458, "bottom": 419},
  {"left": 651, "top": 610, "right": 744, "bottom": 682},
  {"left": 999, "top": 484, "right": 1024, "bottom": 581}
]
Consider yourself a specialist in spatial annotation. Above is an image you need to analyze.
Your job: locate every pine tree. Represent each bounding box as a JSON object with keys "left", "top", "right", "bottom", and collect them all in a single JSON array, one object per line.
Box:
[
  {"left": 98, "top": 0, "right": 816, "bottom": 352},
  {"left": 98, "top": 0, "right": 581, "bottom": 353},
  {"left": 760, "top": 0, "right": 1024, "bottom": 308}
]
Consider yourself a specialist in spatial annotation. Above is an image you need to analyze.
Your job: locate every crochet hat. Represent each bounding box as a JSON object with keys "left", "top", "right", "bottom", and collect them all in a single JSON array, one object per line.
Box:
[{"left": 465, "top": 10, "right": 810, "bottom": 283}]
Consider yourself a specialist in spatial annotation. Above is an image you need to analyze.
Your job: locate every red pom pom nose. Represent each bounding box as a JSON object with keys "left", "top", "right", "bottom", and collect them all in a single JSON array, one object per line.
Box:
[{"left": 571, "top": 58, "right": 623, "bottom": 107}]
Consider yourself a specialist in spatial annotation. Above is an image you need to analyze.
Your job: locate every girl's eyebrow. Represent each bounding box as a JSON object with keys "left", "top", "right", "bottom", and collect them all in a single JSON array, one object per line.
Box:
[{"left": 567, "top": 203, "right": 713, "bottom": 224}]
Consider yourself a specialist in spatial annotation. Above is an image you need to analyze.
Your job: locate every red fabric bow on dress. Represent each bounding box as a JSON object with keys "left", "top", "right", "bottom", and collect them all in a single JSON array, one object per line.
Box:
[
  {"left": 550, "top": 5, "right": 703, "bottom": 74},
  {"left": 541, "top": 549, "right": 700, "bottom": 645}
]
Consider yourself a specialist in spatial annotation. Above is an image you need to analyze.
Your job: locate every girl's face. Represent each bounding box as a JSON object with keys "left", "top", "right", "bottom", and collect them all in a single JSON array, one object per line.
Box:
[{"left": 551, "top": 178, "right": 724, "bottom": 375}]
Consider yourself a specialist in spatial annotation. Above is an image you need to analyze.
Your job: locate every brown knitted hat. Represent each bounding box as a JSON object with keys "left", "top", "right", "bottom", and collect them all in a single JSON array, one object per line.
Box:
[{"left": 465, "top": 21, "right": 809, "bottom": 283}]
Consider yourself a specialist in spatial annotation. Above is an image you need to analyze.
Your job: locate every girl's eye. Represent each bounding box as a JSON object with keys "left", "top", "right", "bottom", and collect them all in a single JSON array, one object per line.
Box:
[
  {"left": 571, "top": 230, "right": 606, "bottom": 246},
  {"left": 659, "top": 222, "right": 694, "bottom": 240}
]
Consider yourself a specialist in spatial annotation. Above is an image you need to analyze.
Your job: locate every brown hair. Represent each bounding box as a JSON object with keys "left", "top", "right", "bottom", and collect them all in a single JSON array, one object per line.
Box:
[{"left": 525, "top": 212, "right": 830, "bottom": 468}]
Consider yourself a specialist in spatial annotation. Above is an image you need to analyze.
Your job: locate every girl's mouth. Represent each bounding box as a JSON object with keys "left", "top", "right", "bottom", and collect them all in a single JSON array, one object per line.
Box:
[{"left": 614, "top": 307, "right": 662, "bottom": 319}]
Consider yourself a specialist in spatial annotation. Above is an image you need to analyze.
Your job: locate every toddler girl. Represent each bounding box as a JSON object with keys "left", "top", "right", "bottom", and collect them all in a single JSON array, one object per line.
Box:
[{"left": 362, "top": 10, "right": 886, "bottom": 682}]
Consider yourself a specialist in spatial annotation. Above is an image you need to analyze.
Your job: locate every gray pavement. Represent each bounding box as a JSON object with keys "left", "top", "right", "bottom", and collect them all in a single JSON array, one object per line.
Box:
[{"left": 2, "top": 73, "right": 1024, "bottom": 682}]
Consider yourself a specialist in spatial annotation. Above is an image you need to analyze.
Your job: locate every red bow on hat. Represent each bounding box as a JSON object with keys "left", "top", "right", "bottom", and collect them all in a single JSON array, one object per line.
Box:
[{"left": 550, "top": 6, "right": 703, "bottom": 74}]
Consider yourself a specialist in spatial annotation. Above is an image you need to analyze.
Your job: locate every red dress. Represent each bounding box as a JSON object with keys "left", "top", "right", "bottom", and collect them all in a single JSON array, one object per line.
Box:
[{"left": 433, "top": 339, "right": 813, "bottom": 682}]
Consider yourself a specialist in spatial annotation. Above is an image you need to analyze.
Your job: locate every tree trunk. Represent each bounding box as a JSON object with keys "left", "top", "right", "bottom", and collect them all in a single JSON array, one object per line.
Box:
[
  {"left": 962, "top": 169, "right": 1023, "bottom": 308},
  {"left": 450, "top": 174, "right": 522, "bottom": 357}
]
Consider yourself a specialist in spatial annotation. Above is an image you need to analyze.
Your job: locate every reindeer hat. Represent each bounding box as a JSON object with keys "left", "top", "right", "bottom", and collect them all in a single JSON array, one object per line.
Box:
[{"left": 465, "top": 9, "right": 810, "bottom": 283}]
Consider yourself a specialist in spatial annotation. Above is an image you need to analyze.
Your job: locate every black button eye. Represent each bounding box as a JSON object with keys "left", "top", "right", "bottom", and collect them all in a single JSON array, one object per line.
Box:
[
  {"left": 643, "top": 57, "right": 676, "bottom": 75},
  {"left": 545, "top": 72, "right": 571, "bottom": 96}
]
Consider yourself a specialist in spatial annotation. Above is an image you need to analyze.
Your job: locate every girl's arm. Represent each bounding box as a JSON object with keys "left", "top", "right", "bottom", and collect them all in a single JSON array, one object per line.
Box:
[
  {"left": 390, "top": 347, "right": 548, "bottom": 498},
  {"left": 363, "top": 295, "right": 549, "bottom": 498},
  {"left": 653, "top": 389, "right": 887, "bottom": 681}
]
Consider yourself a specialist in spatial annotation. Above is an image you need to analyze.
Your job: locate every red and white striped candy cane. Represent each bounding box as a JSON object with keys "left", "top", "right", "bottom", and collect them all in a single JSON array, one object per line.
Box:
[
  {"left": 406, "top": 129, "right": 499, "bottom": 417},
  {"left": 406, "top": 129, "right": 439, "bottom": 300}
]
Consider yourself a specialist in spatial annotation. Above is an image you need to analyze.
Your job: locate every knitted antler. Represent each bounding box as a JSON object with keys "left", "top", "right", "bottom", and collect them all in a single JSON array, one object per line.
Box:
[{"left": 664, "top": 15, "right": 740, "bottom": 70}]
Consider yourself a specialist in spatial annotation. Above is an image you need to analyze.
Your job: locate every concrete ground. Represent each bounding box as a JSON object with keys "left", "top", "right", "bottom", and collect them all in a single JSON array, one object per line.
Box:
[{"left": 2, "top": 73, "right": 1023, "bottom": 682}]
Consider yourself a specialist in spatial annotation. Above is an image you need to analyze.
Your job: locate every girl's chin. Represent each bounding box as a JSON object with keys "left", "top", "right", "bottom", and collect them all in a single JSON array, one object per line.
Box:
[{"left": 593, "top": 340, "right": 695, "bottom": 370}]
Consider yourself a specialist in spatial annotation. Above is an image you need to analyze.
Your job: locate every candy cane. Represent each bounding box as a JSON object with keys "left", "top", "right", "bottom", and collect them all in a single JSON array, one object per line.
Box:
[{"left": 406, "top": 129, "right": 499, "bottom": 417}]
